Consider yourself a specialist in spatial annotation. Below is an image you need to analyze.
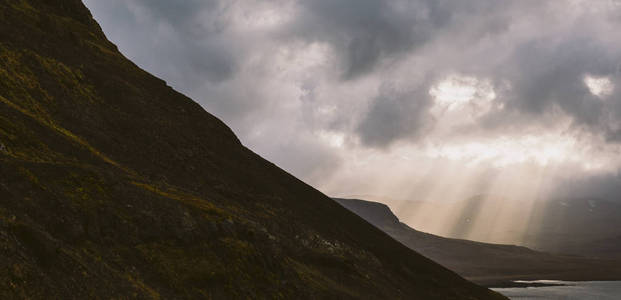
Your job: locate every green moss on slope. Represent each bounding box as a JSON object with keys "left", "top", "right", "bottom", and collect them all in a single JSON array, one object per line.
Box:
[{"left": 0, "top": 0, "right": 506, "bottom": 299}]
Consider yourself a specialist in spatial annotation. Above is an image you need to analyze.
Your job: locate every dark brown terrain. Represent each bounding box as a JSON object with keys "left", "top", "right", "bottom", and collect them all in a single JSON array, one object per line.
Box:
[
  {"left": 335, "top": 198, "right": 621, "bottom": 287},
  {"left": 0, "top": 0, "right": 505, "bottom": 298}
]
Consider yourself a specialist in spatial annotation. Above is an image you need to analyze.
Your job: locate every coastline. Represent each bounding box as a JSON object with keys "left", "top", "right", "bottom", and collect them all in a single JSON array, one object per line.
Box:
[{"left": 482, "top": 280, "right": 572, "bottom": 288}]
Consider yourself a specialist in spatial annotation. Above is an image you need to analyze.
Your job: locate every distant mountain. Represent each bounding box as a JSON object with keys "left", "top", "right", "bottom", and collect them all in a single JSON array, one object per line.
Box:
[
  {"left": 335, "top": 198, "right": 621, "bottom": 286},
  {"left": 396, "top": 195, "right": 621, "bottom": 258},
  {"left": 524, "top": 197, "right": 621, "bottom": 255},
  {"left": 0, "top": 0, "right": 505, "bottom": 299},
  {"left": 563, "top": 235, "right": 621, "bottom": 259}
]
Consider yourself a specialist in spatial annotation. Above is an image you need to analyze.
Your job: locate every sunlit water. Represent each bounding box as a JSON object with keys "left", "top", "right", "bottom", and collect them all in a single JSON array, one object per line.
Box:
[{"left": 492, "top": 281, "right": 621, "bottom": 300}]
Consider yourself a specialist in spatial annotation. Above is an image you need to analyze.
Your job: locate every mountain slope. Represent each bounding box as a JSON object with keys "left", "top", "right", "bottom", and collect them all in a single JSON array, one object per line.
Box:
[
  {"left": 398, "top": 195, "right": 621, "bottom": 256},
  {"left": 563, "top": 235, "right": 621, "bottom": 259},
  {"left": 524, "top": 197, "right": 621, "bottom": 255},
  {"left": 335, "top": 198, "right": 621, "bottom": 286},
  {"left": 0, "top": 0, "right": 504, "bottom": 298}
]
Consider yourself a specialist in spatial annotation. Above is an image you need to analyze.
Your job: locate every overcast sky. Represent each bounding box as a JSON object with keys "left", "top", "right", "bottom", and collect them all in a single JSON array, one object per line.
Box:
[{"left": 83, "top": 0, "right": 621, "bottom": 225}]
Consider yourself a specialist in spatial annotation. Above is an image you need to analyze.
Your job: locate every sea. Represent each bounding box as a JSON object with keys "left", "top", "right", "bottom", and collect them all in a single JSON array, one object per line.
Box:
[{"left": 492, "top": 280, "right": 621, "bottom": 300}]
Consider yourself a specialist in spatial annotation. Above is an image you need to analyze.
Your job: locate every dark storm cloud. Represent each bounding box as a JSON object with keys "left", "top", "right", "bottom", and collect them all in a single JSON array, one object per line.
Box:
[
  {"left": 86, "top": 0, "right": 621, "bottom": 146},
  {"left": 84, "top": 0, "right": 236, "bottom": 89},
  {"left": 357, "top": 83, "right": 433, "bottom": 148},
  {"left": 139, "top": 0, "right": 237, "bottom": 83},
  {"left": 490, "top": 35, "right": 620, "bottom": 130},
  {"left": 287, "top": 0, "right": 429, "bottom": 79},
  {"left": 132, "top": 0, "right": 216, "bottom": 26},
  {"left": 84, "top": 0, "right": 621, "bottom": 200},
  {"left": 172, "top": 39, "right": 236, "bottom": 84},
  {"left": 552, "top": 171, "right": 621, "bottom": 201},
  {"left": 284, "top": 0, "right": 517, "bottom": 79},
  {"left": 85, "top": 0, "right": 515, "bottom": 138},
  {"left": 275, "top": 0, "right": 523, "bottom": 147}
]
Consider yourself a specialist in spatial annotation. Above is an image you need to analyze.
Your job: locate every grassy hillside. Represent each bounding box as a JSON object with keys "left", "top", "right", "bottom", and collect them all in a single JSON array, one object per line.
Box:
[{"left": 0, "top": 0, "right": 505, "bottom": 298}]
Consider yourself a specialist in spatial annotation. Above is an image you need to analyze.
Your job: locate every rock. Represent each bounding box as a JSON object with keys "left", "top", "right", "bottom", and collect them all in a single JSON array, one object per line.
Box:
[
  {"left": 11, "top": 224, "right": 59, "bottom": 267},
  {"left": 57, "top": 218, "right": 85, "bottom": 242},
  {"left": 174, "top": 209, "right": 197, "bottom": 243},
  {"left": 205, "top": 221, "right": 219, "bottom": 236},
  {"left": 85, "top": 216, "right": 101, "bottom": 241},
  {"left": 218, "top": 219, "right": 236, "bottom": 236}
]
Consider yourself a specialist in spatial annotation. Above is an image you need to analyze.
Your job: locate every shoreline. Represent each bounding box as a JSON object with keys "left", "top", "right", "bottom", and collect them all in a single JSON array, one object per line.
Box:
[
  {"left": 484, "top": 281, "right": 571, "bottom": 288},
  {"left": 482, "top": 279, "right": 621, "bottom": 288}
]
